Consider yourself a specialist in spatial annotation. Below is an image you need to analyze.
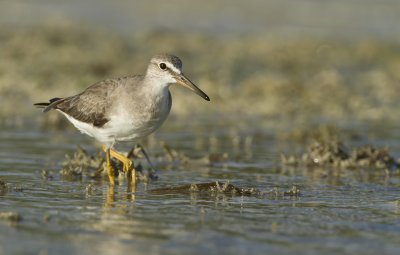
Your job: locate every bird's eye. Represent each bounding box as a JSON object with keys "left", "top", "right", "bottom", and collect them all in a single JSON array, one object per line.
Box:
[{"left": 159, "top": 63, "right": 167, "bottom": 70}]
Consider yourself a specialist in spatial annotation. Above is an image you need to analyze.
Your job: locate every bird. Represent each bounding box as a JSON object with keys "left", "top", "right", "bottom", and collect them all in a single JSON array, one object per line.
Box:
[{"left": 34, "top": 54, "right": 210, "bottom": 185}]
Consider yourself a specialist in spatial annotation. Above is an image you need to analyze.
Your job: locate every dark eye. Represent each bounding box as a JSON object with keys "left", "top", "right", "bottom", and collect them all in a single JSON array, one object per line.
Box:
[{"left": 159, "top": 63, "right": 167, "bottom": 70}]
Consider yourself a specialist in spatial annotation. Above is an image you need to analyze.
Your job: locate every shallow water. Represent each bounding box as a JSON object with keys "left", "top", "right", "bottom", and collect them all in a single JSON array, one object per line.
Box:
[{"left": 0, "top": 122, "right": 400, "bottom": 255}]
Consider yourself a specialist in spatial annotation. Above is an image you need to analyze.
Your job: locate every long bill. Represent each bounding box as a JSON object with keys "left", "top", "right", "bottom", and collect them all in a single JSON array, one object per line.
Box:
[{"left": 175, "top": 73, "right": 210, "bottom": 101}]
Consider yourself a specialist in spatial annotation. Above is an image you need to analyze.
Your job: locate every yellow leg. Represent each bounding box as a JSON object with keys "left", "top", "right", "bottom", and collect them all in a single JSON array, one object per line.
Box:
[
  {"left": 105, "top": 148, "right": 115, "bottom": 186},
  {"left": 102, "top": 145, "right": 136, "bottom": 183}
]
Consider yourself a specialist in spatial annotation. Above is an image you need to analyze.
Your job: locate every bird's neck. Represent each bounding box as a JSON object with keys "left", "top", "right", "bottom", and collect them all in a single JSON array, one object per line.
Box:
[
  {"left": 143, "top": 76, "right": 171, "bottom": 98},
  {"left": 141, "top": 77, "right": 171, "bottom": 118}
]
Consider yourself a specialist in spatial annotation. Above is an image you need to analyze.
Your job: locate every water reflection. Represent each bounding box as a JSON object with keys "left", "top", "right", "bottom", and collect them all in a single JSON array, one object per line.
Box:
[
  {"left": 104, "top": 182, "right": 137, "bottom": 209},
  {"left": 1, "top": 127, "right": 400, "bottom": 255}
]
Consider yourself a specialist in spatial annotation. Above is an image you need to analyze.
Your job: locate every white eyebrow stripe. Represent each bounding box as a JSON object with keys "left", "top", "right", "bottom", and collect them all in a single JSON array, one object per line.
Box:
[{"left": 166, "top": 62, "right": 181, "bottom": 74}]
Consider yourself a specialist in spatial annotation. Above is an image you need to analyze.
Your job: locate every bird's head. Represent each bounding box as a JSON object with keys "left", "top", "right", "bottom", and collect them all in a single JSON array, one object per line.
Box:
[{"left": 147, "top": 54, "right": 210, "bottom": 101}]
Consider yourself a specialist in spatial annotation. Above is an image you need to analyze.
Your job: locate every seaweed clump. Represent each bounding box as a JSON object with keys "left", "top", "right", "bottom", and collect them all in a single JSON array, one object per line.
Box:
[
  {"left": 59, "top": 146, "right": 104, "bottom": 181},
  {"left": 59, "top": 146, "right": 156, "bottom": 182},
  {"left": 0, "top": 179, "right": 8, "bottom": 195},
  {"left": 281, "top": 141, "right": 400, "bottom": 172},
  {"left": 48, "top": 141, "right": 229, "bottom": 182},
  {"left": 0, "top": 179, "right": 23, "bottom": 195},
  {"left": 0, "top": 211, "right": 22, "bottom": 223},
  {"left": 150, "top": 181, "right": 259, "bottom": 196},
  {"left": 150, "top": 181, "right": 300, "bottom": 198}
]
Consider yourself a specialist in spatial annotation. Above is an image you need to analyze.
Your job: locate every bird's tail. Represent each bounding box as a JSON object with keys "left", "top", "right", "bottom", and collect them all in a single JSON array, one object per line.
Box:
[{"left": 33, "top": 97, "right": 64, "bottom": 112}]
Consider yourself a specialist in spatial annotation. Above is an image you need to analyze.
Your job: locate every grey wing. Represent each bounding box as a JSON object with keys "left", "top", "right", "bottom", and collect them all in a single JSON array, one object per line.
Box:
[{"left": 53, "top": 79, "right": 118, "bottom": 127}]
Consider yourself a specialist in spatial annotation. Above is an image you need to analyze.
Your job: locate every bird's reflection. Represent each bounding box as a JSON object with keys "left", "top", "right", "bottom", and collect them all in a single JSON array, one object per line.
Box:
[{"left": 104, "top": 177, "right": 137, "bottom": 209}]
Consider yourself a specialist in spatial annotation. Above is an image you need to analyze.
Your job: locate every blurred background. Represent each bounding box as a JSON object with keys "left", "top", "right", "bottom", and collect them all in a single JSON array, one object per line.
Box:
[
  {"left": 1, "top": 0, "right": 400, "bottom": 129},
  {"left": 2, "top": 2, "right": 400, "bottom": 255}
]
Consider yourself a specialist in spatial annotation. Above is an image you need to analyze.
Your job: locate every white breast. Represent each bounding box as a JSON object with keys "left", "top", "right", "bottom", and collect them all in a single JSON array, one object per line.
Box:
[{"left": 103, "top": 89, "right": 171, "bottom": 143}]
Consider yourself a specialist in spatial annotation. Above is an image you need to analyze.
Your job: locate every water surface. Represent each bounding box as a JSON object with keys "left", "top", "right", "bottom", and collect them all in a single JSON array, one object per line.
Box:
[{"left": 0, "top": 122, "right": 399, "bottom": 255}]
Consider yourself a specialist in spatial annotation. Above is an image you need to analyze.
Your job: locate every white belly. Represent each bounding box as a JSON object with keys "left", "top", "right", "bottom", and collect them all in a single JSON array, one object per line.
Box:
[{"left": 58, "top": 90, "right": 171, "bottom": 146}]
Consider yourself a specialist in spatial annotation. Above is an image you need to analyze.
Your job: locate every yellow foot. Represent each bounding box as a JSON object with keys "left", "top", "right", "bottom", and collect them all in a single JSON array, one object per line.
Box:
[{"left": 102, "top": 145, "right": 136, "bottom": 184}]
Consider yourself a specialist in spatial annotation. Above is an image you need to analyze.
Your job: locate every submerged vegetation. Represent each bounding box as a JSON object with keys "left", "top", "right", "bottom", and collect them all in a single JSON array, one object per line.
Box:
[
  {"left": 44, "top": 143, "right": 300, "bottom": 198},
  {"left": 280, "top": 125, "right": 400, "bottom": 181},
  {"left": 54, "top": 142, "right": 228, "bottom": 182},
  {"left": 150, "top": 182, "right": 300, "bottom": 198},
  {"left": 282, "top": 142, "right": 399, "bottom": 171},
  {"left": 0, "top": 22, "right": 400, "bottom": 128},
  {"left": 40, "top": 123, "right": 399, "bottom": 196},
  {"left": 53, "top": 145, "right": 157, "bottom": 182}
]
